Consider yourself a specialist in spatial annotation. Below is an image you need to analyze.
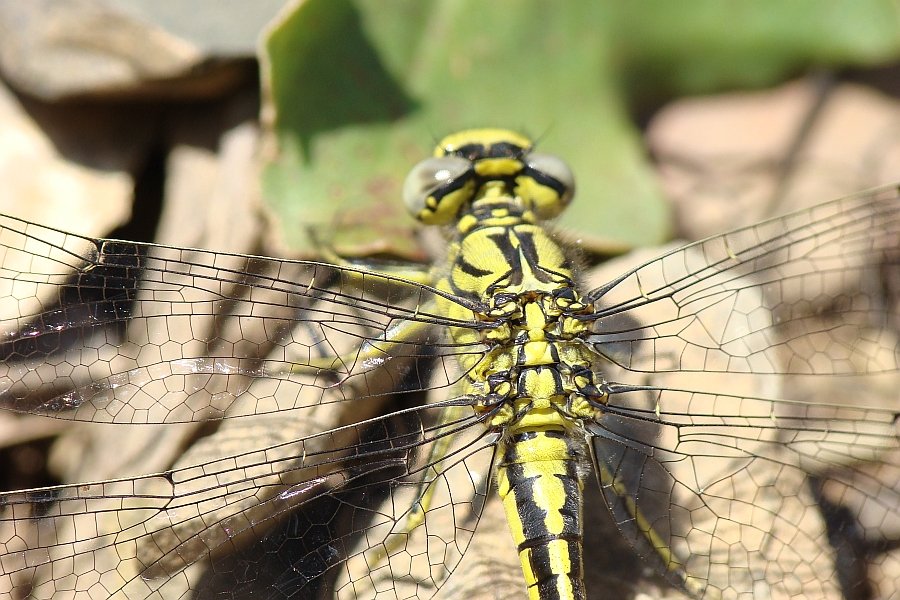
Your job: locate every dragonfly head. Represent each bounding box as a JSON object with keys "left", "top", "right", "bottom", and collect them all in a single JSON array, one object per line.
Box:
[{"left": 403, "top": 128, "right": 575, "bottom": 226}]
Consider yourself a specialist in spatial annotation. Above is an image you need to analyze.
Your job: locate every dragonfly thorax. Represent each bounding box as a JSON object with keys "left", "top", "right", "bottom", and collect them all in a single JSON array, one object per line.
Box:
[{"left": 470, "top": 290, "right": 605, "bottom": 430}]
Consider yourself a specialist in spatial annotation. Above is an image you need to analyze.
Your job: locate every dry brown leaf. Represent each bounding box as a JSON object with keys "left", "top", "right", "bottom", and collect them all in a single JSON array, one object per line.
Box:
[
  {"left": 648, "top": 79, "right": 900, "bottom": 240},
  {"left": 0, "top": 82, "right": 134, "bottom": 233}
]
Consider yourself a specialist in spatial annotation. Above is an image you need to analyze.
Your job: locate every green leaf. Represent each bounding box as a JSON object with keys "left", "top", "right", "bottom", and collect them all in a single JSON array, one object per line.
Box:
[
  {"left": 609, "top": 0, "right": 900, "bottom": 105},
  {"left": 260, "top": 0, "right": 664, "bottom": 256},
  {"left": 259, "top": 0, "right": 900, "bottom": 257}
]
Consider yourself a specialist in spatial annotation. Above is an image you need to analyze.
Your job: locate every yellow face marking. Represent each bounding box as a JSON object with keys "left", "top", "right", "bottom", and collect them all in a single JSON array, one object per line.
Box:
[{"left": 474, "top": 157, "right": 522, "bottom": 177}]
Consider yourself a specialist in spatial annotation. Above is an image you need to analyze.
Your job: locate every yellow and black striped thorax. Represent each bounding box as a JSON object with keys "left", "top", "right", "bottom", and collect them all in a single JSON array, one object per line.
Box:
[{"left": 403, "top": 129, "right": 608, "bottom": 600}]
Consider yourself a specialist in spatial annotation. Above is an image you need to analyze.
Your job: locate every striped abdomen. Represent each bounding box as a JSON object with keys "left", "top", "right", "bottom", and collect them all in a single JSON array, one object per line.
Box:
[{"left": 496, "top": 429, "right": 586, "bottom": 600}]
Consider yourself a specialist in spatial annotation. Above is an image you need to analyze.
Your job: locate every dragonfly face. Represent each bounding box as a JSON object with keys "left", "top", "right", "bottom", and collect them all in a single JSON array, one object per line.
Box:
[
  {"left": 0, "top": 130, "right": 898, "bottom": 600},
  {"left": 403, "top": 128, "right": 574, "bottom": 226}
]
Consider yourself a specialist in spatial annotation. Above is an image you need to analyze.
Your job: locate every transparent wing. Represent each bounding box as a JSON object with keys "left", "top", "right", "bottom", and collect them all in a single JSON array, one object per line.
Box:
[
  {"left": 0, "top": 214, "right": 498, "bottom": 598},
  {"left": 591, "top": 385, "right": 900, "bottom": 599},
  {"left": 584, "top": 183, "right": 900, "bottom": 598},
  {"left": 0, "top": 214, "right": 489, "bottom": 424},
  {"left": 588, "top": 183, "right": 899, "bottom": 376},
  {"left": 0, "top": 400, "right": 496, "bottom": 599}
]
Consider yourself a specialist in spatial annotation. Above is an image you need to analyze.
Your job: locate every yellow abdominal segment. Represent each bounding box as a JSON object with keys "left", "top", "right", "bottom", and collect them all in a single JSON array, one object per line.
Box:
[{"left": 497, "top": 430, "right": 586, "bottom": 600}]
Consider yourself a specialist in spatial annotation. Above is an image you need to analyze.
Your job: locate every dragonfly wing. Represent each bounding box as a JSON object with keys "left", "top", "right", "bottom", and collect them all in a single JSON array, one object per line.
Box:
[
  {"left": 0, "top": 401, "right": 493, "bottom": 599},
  {"left": 582, "top": 185, "right": 900, "bottom": 597},
  {"left": 332, "top": 406, "right": 496, "bottom": 600},
  {"left": 589, "top": 384, "right": 900, "bottom": 599},
  {"left": 588, "top": 183, "right": 900, "bottom": 377},
  {"left": 0, "top": 214, "right": 487, "bottom": 424}
]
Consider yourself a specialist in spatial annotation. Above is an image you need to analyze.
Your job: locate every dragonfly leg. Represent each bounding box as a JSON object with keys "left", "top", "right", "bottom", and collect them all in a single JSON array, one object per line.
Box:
[
  {"left": 291, "top": 315, "right": 433, "bottom": 375},
  {"left": 593, "top": 457, "right": 706, "bottom": 597},
  {"left": 309, "top": 227, "right": 435, "bottom": 285},
  {"left": 290, "top": 240, "right": 439, "bottom": 374},
  {"left": 367, "top": 403, "right": 474, "bottom": 568}
]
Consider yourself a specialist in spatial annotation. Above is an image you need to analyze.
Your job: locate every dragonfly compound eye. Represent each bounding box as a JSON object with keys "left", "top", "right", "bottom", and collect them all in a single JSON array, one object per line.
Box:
[
  {"left": 403, "top": 155, "right": 474, "bottom": 225},
  {"left": 517, "top": 152, "right": 575, "bottom": 219}
]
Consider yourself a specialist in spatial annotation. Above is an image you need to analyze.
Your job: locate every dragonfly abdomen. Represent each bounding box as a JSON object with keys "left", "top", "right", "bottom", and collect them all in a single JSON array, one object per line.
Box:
[{"left": 497, "top": 428, "right": 587, "bottom": 600}]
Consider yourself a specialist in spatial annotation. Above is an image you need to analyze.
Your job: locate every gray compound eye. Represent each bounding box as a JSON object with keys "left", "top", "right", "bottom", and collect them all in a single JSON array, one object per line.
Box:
[
  {"left": 524, "top": 152, "right": 575, "bottom": 215},
  {"left": 403, "top": 156, "right": 473, "bottom": 224}
]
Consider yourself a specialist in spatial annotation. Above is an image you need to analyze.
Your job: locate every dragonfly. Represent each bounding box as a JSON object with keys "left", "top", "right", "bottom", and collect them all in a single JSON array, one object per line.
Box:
[{"left": 0, "top": 128, "right": 898, "bottom": 600}]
